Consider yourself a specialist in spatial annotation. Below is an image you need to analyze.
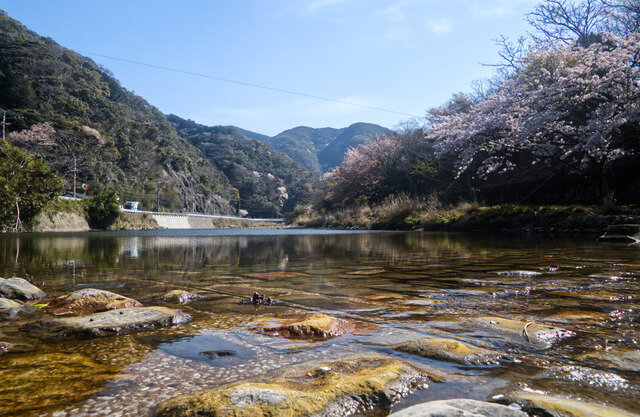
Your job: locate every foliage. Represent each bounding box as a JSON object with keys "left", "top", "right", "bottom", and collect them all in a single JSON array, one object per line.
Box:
[
  {"left": 84, "top": 188, "right": 120, "bottom": 229},
  {"left": 0, "top": 11, "right": 235, "bottom": 214},
  {"left": 314, "top": 0, "right": 640, "bottom": 211},
  {"left": 169, "top": 115, "right": 317, "bottom": 217},
  {"left": 0, "top": 140, "right": 63, "bottom": 230}
]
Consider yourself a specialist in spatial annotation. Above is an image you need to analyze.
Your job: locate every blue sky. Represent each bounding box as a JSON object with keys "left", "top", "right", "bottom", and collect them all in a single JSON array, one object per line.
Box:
[{"left": 0, "top": 0, "right": 536, "bottom": 135}]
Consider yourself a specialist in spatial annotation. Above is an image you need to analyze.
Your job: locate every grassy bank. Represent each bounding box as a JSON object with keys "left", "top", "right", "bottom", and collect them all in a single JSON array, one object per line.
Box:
[{"left": 287, "top": 195, "right": 640, "bottom": 233}]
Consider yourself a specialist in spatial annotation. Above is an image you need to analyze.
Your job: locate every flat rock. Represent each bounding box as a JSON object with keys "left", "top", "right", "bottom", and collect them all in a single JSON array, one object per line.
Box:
[
  {"left": 253, "top": 313, "right": 355, "bottom": 340},
  {"left": 547, "top": 290, "right": 624, "bottom": 302},
  {"left": 578, "top": 349, "right": 640, "bottom": 372},
  {"left": 394, "top": 338, "right": 502, "bottom": 365},
  {"left": 0, "top": 277, "right": 44, "bottom": 300},
  {"left": 44, "top": 288, "right": 142, "bottom": 315},
  {"left": 161, "top": 289, "right": 203, "bottom": 304},
  {"left": 544, "top": 310, "right": 609, "bottom": 323},
  {"left": 502, "top": 391, "right": 637, "bottom": 417},
  {"left": 389, "top": 399, "right": 527, "bottom": 417},
  {"left": 25, "top": 306, "right": 191, "bottom": 341},
  {"left": 157, "top": 357, "right": 433, "bottom": 417},
  {"left": 468, "top": 316, "right": 574, "bottom": 347}
]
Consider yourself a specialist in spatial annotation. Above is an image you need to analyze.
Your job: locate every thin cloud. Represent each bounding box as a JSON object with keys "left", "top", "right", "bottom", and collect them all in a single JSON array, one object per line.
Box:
[
  {"left": 427, "top": 18, "right": 453, "bottom": 35},
  {"left": 307, "top": 0, "right": 352, "bottom": 12}
]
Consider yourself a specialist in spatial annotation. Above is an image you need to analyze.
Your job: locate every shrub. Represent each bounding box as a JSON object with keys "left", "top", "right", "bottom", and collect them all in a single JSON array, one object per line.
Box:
[{"left": 85, "top": 189, "right": 120, "bottom": 229}]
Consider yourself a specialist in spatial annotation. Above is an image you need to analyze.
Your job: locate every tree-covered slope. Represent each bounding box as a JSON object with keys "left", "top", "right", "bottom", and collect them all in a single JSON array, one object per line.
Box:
[
  {"left": 241, "top": 123, "right": 392, "bottom": 174},
  {"left": 169, "top": 116, "right": 317, "bottom": 217},
  {"left": 0, "top": 10, "right": 235, "bottom": 213}
]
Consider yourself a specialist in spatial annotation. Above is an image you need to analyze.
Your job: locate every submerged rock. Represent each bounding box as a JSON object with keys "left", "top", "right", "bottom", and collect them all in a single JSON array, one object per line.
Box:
[
  {"left": 44, "top": 288, "right": 142, "bottom": 315},
  {"left": 0, "top": 353, "right": 119, "bottom": 416},
  {"left": 254, "top": 313, "right": 355, "bottom": 340},
  {"left": 536, "top": 365, "right": 630, "bottom": 391},
  {"left": 0, "top": 297, "right": 21, "bottom": 320},
  {"left": 578, "top": 349, "right": 640, "bottom": 372},
  {"left": 389, "top": 399, "right": 527, "bottom": 417},
  {"left": 502, "top": 391, "right": 637, "bottom": 417},
  {"left": 26, "top": 306, "right": 191, "bottom": 341},
  {"left": 394, "top": 337, "right": 502, "bottom": 365},
  {"left": 161, "top": 289, "right": 203, "bottom": 304},
  {"left": 468, "top": 316, "right": 574, "bottom": 347},
  {"left": 157, "top": 357, "right": 433, "bottom": 417},
  {"left": 0, "top": 277, "right": 45, "bottom": 300}
]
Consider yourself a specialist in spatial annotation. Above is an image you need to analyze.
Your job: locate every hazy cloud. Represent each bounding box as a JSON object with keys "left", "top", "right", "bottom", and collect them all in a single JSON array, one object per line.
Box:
[{"left": 427, "top": 18, "right": 453, "bottom": 35}]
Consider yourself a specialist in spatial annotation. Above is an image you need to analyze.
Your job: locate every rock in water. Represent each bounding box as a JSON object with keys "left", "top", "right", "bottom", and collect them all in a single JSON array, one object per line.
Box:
[
  {"left": 388, "top": 399, "right": 527, "bottom": 417},
  {"left": 44, "top": 288, "right": 142, "bottom": 315},
  {"left": 25, "top": 306, "right": 191, "bottom": 341},
  {"left": 468, "top": 316, "right": 574, "bottom": 347},
  {"left": 0, "top": 277, "right": 45, "bottom": 300},
  {"left": 578, "top": 349, "right": 640, "bottom": 373},
  {"left": 0, "top": 297, "right": 21, "bottom": 320},
  {"left": 157, "top": 358, "right": 433, "bottom": 417},
  {"left": 394, "top": 338, "right": 502, "bottom": 365},
  {"left": 253, "top": 313, "right": 355, "bottom": 340},
  {"left": 502, "top": 392, "right": 637, "bottom": 417},
  {"left": 161, "top": 289, "right": 203, "bottom": 304}
]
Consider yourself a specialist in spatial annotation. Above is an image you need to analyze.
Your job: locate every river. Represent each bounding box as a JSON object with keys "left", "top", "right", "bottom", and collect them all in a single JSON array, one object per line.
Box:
[{"left": 0, "top": 229, "right": 638, "bottom": 416}]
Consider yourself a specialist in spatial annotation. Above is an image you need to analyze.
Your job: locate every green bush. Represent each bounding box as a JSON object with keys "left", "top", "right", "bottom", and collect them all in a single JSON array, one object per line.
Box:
[{"left": 85, "top": 189, "right": 120, "bottom": 229}]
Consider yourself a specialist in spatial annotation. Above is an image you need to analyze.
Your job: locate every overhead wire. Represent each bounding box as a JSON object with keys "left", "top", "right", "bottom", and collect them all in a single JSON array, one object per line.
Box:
[{"left": 79, "top": 51, "right": 422, "bottom": 119}]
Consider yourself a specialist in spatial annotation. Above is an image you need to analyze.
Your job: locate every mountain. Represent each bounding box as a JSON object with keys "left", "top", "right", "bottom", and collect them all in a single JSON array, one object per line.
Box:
[
  {"left": 0, "top": 10, "right": 236, "bottom": 213},
  {"left": 229, "top": 123, "right": 393, "bottom": 174},
  {"left": 170, "top": 116, "right": 316, "bottom": 217},
  {"left": 223, "top": 126, "right": 270, "bottom": 143}
]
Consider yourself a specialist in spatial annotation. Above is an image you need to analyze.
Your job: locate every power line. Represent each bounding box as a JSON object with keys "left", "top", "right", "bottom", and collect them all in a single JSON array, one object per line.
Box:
[{"left": 80, "top": 51, "right": 422, "bottom": 119}]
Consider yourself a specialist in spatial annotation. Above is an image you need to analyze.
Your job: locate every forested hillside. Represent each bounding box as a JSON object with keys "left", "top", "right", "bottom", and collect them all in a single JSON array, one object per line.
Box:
[
  {"left": 0, "top": 10, "right": 235, "bottom": 214},
  {"left": 170, "top": 116, "right": 317, "bottom": 217},
  {"left": 230, "top": 123, "right": 392, "bottom": 174},
  {"left": 314, "top": 0, "right": 640, "bottom": 213}
]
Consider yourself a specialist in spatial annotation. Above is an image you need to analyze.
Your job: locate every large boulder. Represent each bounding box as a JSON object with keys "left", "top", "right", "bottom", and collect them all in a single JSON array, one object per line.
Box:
[
  {"left": 44, "top": 288, "right": 142, "bottom": 315},
  {"left": 394, "top": 338, "right": 502, "bottom": 365},
  {"left": 467, "top": 316, "right": 574, "bottom": 347},
  {"left": 157, "top": 357, "right": 433, "bottom": 417},
  {"left": 253, "top": 313, "right": 355, "bottom": 340},
  {"left": 389, "top": 399, "right": 527, "bottom": 417},
  {"left": 501, "top": 391, "right": 637, "bottom": 417},
  {"left": 25, "top": 306, "right": 191, "bottom": 341},
  {"left": 0, "top": 277, "right": 44, "bottom": 300}
]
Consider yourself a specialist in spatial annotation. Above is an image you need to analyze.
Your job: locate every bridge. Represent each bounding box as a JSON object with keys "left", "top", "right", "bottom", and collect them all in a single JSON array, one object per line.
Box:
[{"left": 121, "top": 209, "right": 283, "bottom": 229}]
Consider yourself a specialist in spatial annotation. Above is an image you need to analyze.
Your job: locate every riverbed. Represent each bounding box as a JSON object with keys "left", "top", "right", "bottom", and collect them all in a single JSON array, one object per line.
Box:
[{"left": 0, "top": 229, "right": 638, "bottom": 416}]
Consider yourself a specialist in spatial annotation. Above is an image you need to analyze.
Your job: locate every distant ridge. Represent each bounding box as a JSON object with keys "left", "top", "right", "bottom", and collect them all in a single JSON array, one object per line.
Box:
[{"left": 228, "top": 123, "right": 392, "bottom": 174}]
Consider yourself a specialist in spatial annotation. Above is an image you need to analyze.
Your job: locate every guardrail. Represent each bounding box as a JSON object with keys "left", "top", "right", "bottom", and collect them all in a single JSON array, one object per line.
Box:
[{"left": 120, "top": 208, "right": 283, "bottom": 223}]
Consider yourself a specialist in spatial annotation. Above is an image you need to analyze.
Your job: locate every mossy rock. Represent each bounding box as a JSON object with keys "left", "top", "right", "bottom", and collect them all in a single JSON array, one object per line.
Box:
[
  {"left": 502, "top": 391, "right": 637, "bottom": 417},
  {"left": 467, "top": 316, "right": 574, "bottom": 347},
  {"left": 157, "top": 357, "right": 434, "bottom": 417},
  {"left": 160, "top": 290, "right": 203, "bottom": 304},
  {"left": 0, "top": 353, "right": 119, "bottom": 416},
  {"left": 394, "top": 337, "right": 502, "bottom": 365},
  {"left": 44, "top": 288, "right": 142, "bottom": 315},
  {"left": 25, "top": 306, "right": 191, "bottom": 341},
  {"left": 253, "top": 313, "right": 355, "bottom": 340}
]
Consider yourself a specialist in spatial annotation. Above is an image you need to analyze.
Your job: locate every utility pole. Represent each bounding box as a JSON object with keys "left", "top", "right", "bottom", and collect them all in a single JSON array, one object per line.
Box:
[
  {"left": 1, "top": 111, "right": 6, "bottom": 141},
  {"left": 72, "top": 154, "right": 77, "bottom": 199},
  {"left": 157, "top": 180, "right": 168, "bottom": 212}
]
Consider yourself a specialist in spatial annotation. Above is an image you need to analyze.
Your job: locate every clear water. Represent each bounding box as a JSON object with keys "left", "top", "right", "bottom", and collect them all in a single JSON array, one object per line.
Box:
[{"left": 0, "top": 229, "right": 638, "bottom": 416}]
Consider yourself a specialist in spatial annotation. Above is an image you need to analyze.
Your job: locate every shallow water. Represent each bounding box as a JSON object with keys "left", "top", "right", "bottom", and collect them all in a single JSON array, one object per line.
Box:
[{"left": 0, "top": 229, "right": 638, "bottom": 416}]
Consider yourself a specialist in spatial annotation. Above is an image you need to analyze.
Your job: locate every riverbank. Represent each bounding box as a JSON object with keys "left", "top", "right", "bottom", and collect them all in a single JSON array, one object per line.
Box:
[
  {"left": 287, "top": 199, "right": 640, "bottom": 233},
  {"left": 30, "top": 199, "right": 286, "bottom": 232}
]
